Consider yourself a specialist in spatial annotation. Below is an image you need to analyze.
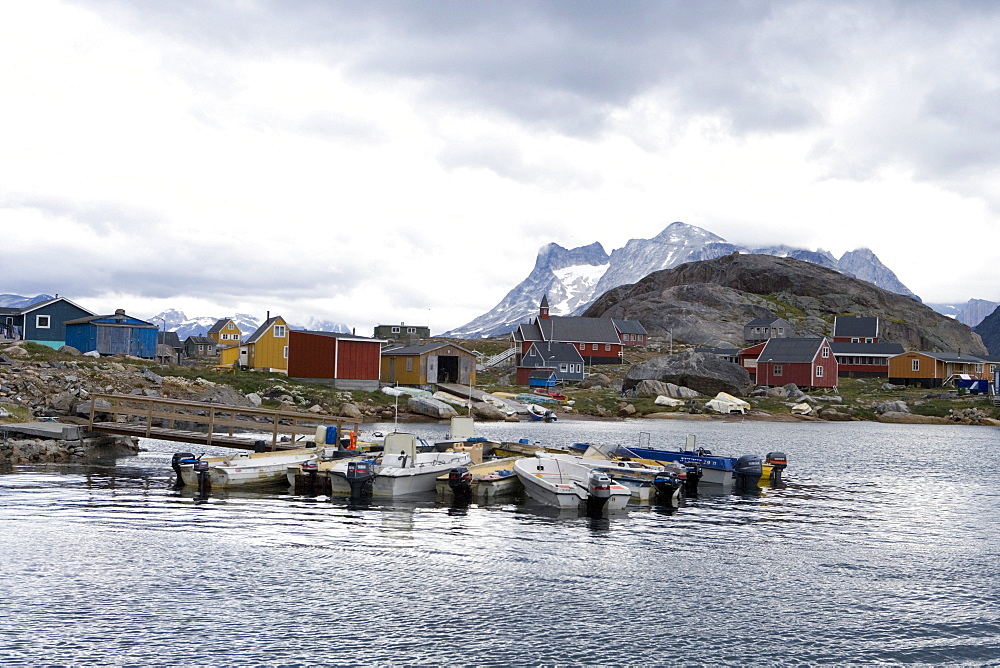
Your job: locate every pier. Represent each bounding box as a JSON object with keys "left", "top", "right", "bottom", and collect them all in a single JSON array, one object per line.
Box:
[{"left": 84, "top": 393, "right": 360, "bottom": 450}]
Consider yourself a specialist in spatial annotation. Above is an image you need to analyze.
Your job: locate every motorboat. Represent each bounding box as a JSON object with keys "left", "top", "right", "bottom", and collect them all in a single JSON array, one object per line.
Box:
[
  {"left": 526, "top": 403, "right": 558, "bottom": 422},
  {"left": 173, "top": 446, "right": 326, "bottom": 489},
  {"left": 532, "top": 388, "right": 568, "bottom": 402},
  {"left": 326, "top": 432, "right": 472, "bottom": 498},
  {"left": 615, "top": 435, "right": 787, "bottom": 491},
  {"left": 435, "top": 456, "right": 523, "bottom": 503},
  {"left": 433, "top": 416, "right": 502, "bottom": 454},
  {"left": 514, "top": 454, "right": 631, "bottom": 514},
  {"left": 545, "top": 452, "right": 672, "bottom": 504}
]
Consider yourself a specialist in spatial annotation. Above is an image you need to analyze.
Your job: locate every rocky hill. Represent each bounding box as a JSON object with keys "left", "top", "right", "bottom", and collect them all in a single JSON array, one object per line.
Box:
[
  {"left": 973, "top": 305, "right": 1000, "bottom": 355},
  {"left": 583, "top": 253, "right": 987, "bottom": 354}
]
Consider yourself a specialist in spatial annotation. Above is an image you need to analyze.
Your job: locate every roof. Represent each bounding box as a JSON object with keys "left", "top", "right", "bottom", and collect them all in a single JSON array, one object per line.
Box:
[
  {"left": 245, "top": 316, "right": 285, "bottom": 344},
  {"left": 523, "top": 342, "right": 586, "bottom": 365},
  {"left": 695, "top": 347, "right": 741, "bottom": 356},
  {"left": 208, "top": 318, "right": 235, "bottom": 335},
  {"left": 529, "top": 369, "right": 558, "bottom": 379},
  {"left": 381, "top": 341, "right": 476, "bottom": 356},
  {"left": 830, "top": 342, "right": 904, "bottom": 355},
  {"left": 158, "top": 331, "right": 182, "bottom": 348},
  {"left": 537, "top": 316, "right": 621, "bottom": 344},
  {"left": 612, "top": 319, "right": 647, "bottom": 335},
  {"left": 16, "top": 297, "right": 96, "bottom": 317},
  {"left": 185, "top": 336, "right": 215, "bottom": 345},
  {"left": 64, "top": 312, "right": 156, "bottom": 328},
  {"left": 896, "top": 351, "right": 987, "bottom": 364},
  {"left": 833, "top": 316, "right": 879, "bottom": 338},
  {"left": 758, "top": 337, "right": 830, "bottom": 364},
  {"left": 746, "top": 317, "right": 785, "bottom": 327},
  {"left": 294, "top": 330, "right": 385, "bottom": 343}
]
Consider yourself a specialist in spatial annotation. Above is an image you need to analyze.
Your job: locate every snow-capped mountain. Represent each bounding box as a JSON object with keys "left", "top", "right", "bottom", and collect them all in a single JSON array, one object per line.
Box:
[
  {"left": 445, "top": 222, "right": 920, "bottom": 339},
  {"left": 928, "top": 299, "right": 1000, "bottom": 327},
  {"left": 145, "top": 310, "right": 351, "bottom": 341},
  {"left": 0, "top": 293, "right": 54, "bottom": 308}
]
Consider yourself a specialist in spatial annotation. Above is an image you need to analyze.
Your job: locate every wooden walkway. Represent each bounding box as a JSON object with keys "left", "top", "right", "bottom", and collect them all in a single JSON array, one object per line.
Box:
[{"left": 85, "top": 393, "right": 360, "bottom": 451}]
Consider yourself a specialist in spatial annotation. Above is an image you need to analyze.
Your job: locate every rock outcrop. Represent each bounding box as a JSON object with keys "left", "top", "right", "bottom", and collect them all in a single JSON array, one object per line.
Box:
[{"left": 623, "top": 351, "right": 754, "bottom": 397}]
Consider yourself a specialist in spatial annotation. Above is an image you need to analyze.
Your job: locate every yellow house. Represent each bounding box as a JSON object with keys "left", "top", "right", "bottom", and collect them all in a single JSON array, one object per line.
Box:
[
  {"left": 380, "top": 341, "right": 477, "bottom": 386},
  {"left": 240, "top": 315, "right": 289, "bottom": 372},
  {"left": 208, "top": 318, "right": 242, "bottom": 346}
]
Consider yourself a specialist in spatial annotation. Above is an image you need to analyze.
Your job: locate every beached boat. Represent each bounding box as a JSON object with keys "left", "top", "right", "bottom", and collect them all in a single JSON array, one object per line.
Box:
[
  {"left": 514, "top": 454, "right": 631, "bottom": 514},
  {"left": 526, "top": 403, "right": 558, "bottom": 422},
  {"left": 435, "top": 456, "right": 523, "bottom": 502},
  {"left": 326, "top": 432, "right": 472, "bottom": 498},
  {"left": 532, "top": 388, "right": 568, "bottom": 402},
  {"left": 174, "top": 446, "right": 328, "bottom": 488}
]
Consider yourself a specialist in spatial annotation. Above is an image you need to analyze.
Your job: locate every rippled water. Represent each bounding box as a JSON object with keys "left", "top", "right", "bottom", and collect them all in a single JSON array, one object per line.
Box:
[{"left": 2, "top": 419, "right": 1000, "bottom": 666}]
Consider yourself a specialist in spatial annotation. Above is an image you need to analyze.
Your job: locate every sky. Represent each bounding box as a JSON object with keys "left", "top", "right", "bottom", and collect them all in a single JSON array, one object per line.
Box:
[{"left": 3, "top": 1, "right": 999, "bottom": 335}]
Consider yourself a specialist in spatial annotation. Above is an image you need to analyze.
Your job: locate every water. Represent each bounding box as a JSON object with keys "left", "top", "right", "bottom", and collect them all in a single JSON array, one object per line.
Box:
[{"left": 2, "top": 419, "right": 1000, "bottom": 666}]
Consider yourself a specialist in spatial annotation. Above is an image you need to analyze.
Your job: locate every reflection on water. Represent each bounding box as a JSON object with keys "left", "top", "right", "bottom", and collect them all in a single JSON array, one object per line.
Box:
[{"left": 2, "top": 419, "right": 1000, "bottom": 665}]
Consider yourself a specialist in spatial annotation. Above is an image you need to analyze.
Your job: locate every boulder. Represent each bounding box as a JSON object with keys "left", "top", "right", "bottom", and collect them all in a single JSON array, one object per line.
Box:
[
  {"left": 59, "top": 345, "right": 82, "bottom": 356},
  {"left": 339, "top": 403, "right": 363, "bottom": 419},
  {"left": 579, "top": 373, "right": 611, "bottom": 389},
  {"left": 407, "top": 396, "right": 458, "bottom": 419},
  {"left": 624, "top": 351, "right": 753, "bottom": 397},
  {"left": 142, "top": 369, "right": 164, "bottom": 385},
  {"left": 246, "top": 393, "right": 262, "bottom": 407},
  {"left": 873, "top": 400, "right": 909, "bottom": 414},
  {"left": 783, "top": 384, "right": 806, "bottom": 399},
  {"left": 83, "top": 351, "right": 100, "bottom": 358},
  {"left": 471, "top": 401, "right": 506, "bottom": 421}
]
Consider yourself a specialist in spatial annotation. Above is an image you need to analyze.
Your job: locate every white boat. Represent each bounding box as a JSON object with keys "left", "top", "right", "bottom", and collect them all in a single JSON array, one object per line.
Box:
[
  {"left": 546, "top": 453, "right": 669, "bottom": 504},
  {"left": 326, "top": 432, "right": 472, "bottom": 498},
  {"left": 513, "top": 454, "right": 631, "bottom": 513},
  {"left": 176, "top": 446, "right": 326, "bottom": 488}
]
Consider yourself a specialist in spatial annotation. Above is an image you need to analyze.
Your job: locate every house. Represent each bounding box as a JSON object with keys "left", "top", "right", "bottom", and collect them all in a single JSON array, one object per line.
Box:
[
  {"left": 0, "top": 297, "right": 96, "bottom": 349},
  {"left": 240, "top": 315, "right": 290, "bottom": 372},
  {"left": 695, "top": 347, "right": 741, "bottom": 364},
  {"left": 830, "top": 341, "right": 904, "bottom": 378},
  {"left": 743, "top": 317, "right": 791, "bottom": 345},
  {"left": 511, "top": 297, "right": 646, "bottom": 366},
  {"left": 515, "top": 342, "right": 586, "bottom": 385},
  {"left": 157, "top": 331, "right": 184, "bottom": 364},
  {"left": 528, "top": 370, "right": 559, "bottom": 389},
  {"left": 373, "top": 322, "right": 430, "bottom": 343},
  {"left": 287, "top": 331, "right": 384, "bottom": 390},
  {"left": 64, "top": 309, "right": 158, "bottom": 358},
  {"left": 887, "top": 351, "right": 987, "bottom": 388},
  {"left": 754, "top": 337, "right": 838, "bottom": 389},
  {"left": 208, "top": 318, "right": 243, "bottom": 346},
  {"left": 833, "top": 316, "right": 880, "bottom": 343},
  {"left": 737, "top": 341, "right": 768, "bottom": 379},
  {"left": 380, "top": 341, "right": 476, "bottom": 386},
  {"left": 184, "top": 336, "right": 218, "bottom": 358}
]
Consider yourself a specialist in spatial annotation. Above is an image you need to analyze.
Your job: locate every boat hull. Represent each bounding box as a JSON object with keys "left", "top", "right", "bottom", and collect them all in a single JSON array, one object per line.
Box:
[
  {"left": 328, "top": 452, "right": 473, "bottom": 498},
  {"left": 514, "top": 457, "right": 630, "bottom": 512},
  {"left": 435, "top": 457, "right": 523, "bottom": 502},
  {"left": 179, "top": 448, "right": 321, "bottom": 488}
]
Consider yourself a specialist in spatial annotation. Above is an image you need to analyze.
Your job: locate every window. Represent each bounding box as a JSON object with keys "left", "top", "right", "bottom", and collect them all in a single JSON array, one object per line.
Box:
[
  {"left": 816, "top": 366, "right": 824, "bottom": 377},
  {"left": 865, "top": 338, "right": 873, "bottom": 343},
  {"left": 592, "top": 344, "right": 598, "bottom": 350},
  {"left": 391, "top": 326, "right": 400, "bottom": 333},
  {"left": 822, "top": 347, "right": 829, "bottom": 358},
  {"left": 274, "top": 325, "right": 286, "bottom": 338},
  {"left": 974, "top": 364, "right": 984, "bottom": 374},
  {"left": 227, "top": 323, "right": 234, "bottom": 330},
  {"left": 912, "top": 359, "right": 920, "bottom": 372},
  {"left": 773, "top": 364, "right": 783, "bottom": 376},
  {"left": 559, "top": 363, "right": 567, "bottom": 372},
  {"left": 36, "top": 315, "right": 51, "bottom": 329},
  {"left": 579, "top": 344, "right": 585, "bottom": 351},
  {"left": 406, "top": 358, "right": 413, "bottom": 372},
  {"left": 605, "top": 344, "right": 611, "bottom": 351},
  {"left": 283, "top": 346, "right": 288, "bottom": 359},
  {"left": 777, "top": 328, "right": 784, "bottom": 335},
  {"left": 852, "top": 337, "right": 859, "bottom": 343},
  {"left": 407, "top": 327, "right": 415, "bottom": 334}
]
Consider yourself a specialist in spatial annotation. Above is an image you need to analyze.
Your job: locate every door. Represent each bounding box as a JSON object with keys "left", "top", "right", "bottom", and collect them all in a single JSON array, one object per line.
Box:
[{"left": 426, "top": 355, "right": 438, "bottom": 383}]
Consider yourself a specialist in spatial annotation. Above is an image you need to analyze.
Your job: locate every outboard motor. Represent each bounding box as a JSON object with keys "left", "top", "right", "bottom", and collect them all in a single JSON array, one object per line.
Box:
[
  {"left": 684, "top": 464, "right": 702, "bottom": 497},
  {"left": 652, "top": 463, "right": 687, "bottom": 508},
  {"left": 192, "top": 459, "right": 211, "bottom": 502},
  {"left": 448, "top": 466, "right": 473, "bottom": 505},
  {"left": 766, "top": 452, "right": 788, "bottom": 488},
  {"left": 253, "top": 440, "right": 268, "bottom": 453},
  {"left": 585, "top": 470, "right": 613, "bottom": 515},
  {"left": 345, "top": 460, "right": 375, "bottom": 504},
  {"left": 171, "top": 452, "right": 196, "bottom": 489},
  {"left": 734, "top": 454, "right": 763, "bottom": 492},
  {"left": 294, "top": 459, "right": 330, "bottom": 496}
]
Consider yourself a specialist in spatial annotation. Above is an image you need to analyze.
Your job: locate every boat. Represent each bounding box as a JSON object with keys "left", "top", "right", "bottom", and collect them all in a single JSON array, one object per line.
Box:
[
  {"left": 433, "top": 416, "right": 502, "bottom": 454},
  {"left": 325, "top": 432, "right": 473, "bottom": 498},
  {"left": 173, "top": 445, "right": 328, "bottom": 489},
  {"left": 518, "top": 393, "right": 560, "bottom": 405},
  {"left": 514, "top": 454, "right": 631, "bottom": 514},
  {"left": 435, "top": 456, "right": 523, "bottom": 502},
  {"left": 532, "top": 388, "right": 568, "bottom": 402},
  {"left": 526, "top": 403, "right": 558, "bottom": 422},
  {"left": 615, "top": 434, "right": 787, "bottom": 491},
  {"left": 545, "top": 452, "right": 677, "bottom": 504}
]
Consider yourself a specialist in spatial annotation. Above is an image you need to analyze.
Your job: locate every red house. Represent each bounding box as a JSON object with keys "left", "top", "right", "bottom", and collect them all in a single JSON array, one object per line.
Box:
[
  {"left": 755, "top": 337, "right": 838, "bottom": 389},
  {"left": 287, "top": 331, "right": 384, "bottom": 390},
  {"left": 832, "top": 316, "right": 880, "bottom": 343}
]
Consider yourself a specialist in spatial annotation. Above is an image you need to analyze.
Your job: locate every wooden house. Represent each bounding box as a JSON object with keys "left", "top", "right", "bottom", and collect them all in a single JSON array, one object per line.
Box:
[
  {"left": 373, "top": 322, "right": 430, "bottom": 343},
  {"left": 184, "top": 336, "right": 218, "bottom": 358},
  {"left": 287, "top": 331, "right": 384, "bottom": 390},
  {"left": 240, "top": 315, "right": 290, "bottom": 372},
  {"left": 830, "top": 342, "right": 904, "bottom": 378},
  {"left": 208, "top": 318, "right": 243, "bottom": 346},
  {"left": 515, "top": 342, "right": 586, "bottom": 385},
  {"left": 887, "top": 351, "right": 987, "bottom": 388},
  {"left": 528, "top": 370, "right": 559, "bottom": 389},
  {"left": 511, "top": 298, "right": 645, "bottom": 366},
  {"left": 65, "top": 309, "right": 158, "bottom": 358},
  {"left": 380, "top": 342, "right": 476, "bottom": 387},
  {"left": 157, "top": 331, "right": 184, "bottom": 364},
  {"left": 737, "top": 341, "right": 768, "bottom": 379},
  {"left": 833, "top": 316, "right": 880, "bottom": 343},
  {"left": 0, "top": 297, "right": 95, "bottom": 349},
  {"left": 743, "top": 317, "right": 790, "bottom": 345},
  {"left": 695, "top": 347, "right": 741, "bottom": 364},
  {"left": 755, "top": 337, "right": 838, "bottom": 389}
]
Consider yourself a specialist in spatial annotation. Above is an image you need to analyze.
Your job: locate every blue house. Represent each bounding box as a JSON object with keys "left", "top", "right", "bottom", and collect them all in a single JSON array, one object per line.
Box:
[
  {"left": 65, "top": 309, "right": 159, "bottom": 358},
  {"left": 515, "top": 342, "right": 586, "bottom": 385},
  {"left": 0, "top": 297, "right": 96, "bottom": 349}
]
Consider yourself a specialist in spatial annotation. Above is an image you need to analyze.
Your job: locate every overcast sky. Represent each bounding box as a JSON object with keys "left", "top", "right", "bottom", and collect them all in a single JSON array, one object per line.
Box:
[{"left": 3, "top": 1, "right": 999, "bottom": 334}]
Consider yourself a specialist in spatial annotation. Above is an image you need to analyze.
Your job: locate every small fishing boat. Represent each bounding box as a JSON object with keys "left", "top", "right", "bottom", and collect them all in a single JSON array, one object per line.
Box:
[
  {"left": 326, "top": 432, "right": 473, "bottom": 498},
  {"left": 514, "top": 454, "right": 631, "bottom": 514},
  {"left": 174, "top": 446, "right": 326, "bottom": 489},
  {"left": 546, "top": 452, "right": 671, "bottom": 504},
  {"left": 532, "top": 388, "right": 568, "bottom": 402},
  {"left": 435, "top": 456, "right": 523, "bottom": 502},
  {"left": 526, "top": 403, "right": 558, "bottom": 422}
]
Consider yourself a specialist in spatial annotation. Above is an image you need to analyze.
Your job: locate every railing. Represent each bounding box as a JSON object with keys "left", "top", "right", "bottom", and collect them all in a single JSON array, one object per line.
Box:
[
  {"left": 86, "top": 393, "right": 360, "bottom": 450},
  {"left": 484, "top": 347, "right": 517, "bottom": 368}
]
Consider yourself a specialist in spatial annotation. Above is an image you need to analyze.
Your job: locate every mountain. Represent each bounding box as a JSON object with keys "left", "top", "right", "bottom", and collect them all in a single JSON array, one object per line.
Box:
[
  {"left": 0, "top": 294, "right": 54, "bottom": 308},
  {"left": 973, "top": 305, "right": 1000, "bottom": 356},
  {"left": 445, "top": 222, "right": 919, "bottom": 338},
  {"left": 146, "top": 310, "right": 351, "bottom": 340},
  {"left": 928, "top": 299, "right": 1000, "bottom": 328},
  {"left": 584, "top": 252, "right": 986, "bottom": 354}
]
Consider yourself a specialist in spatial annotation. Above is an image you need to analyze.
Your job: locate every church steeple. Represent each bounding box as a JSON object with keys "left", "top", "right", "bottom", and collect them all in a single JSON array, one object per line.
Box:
[{"left": 539, "top": 295, "right": 550, "bottom": 319}]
